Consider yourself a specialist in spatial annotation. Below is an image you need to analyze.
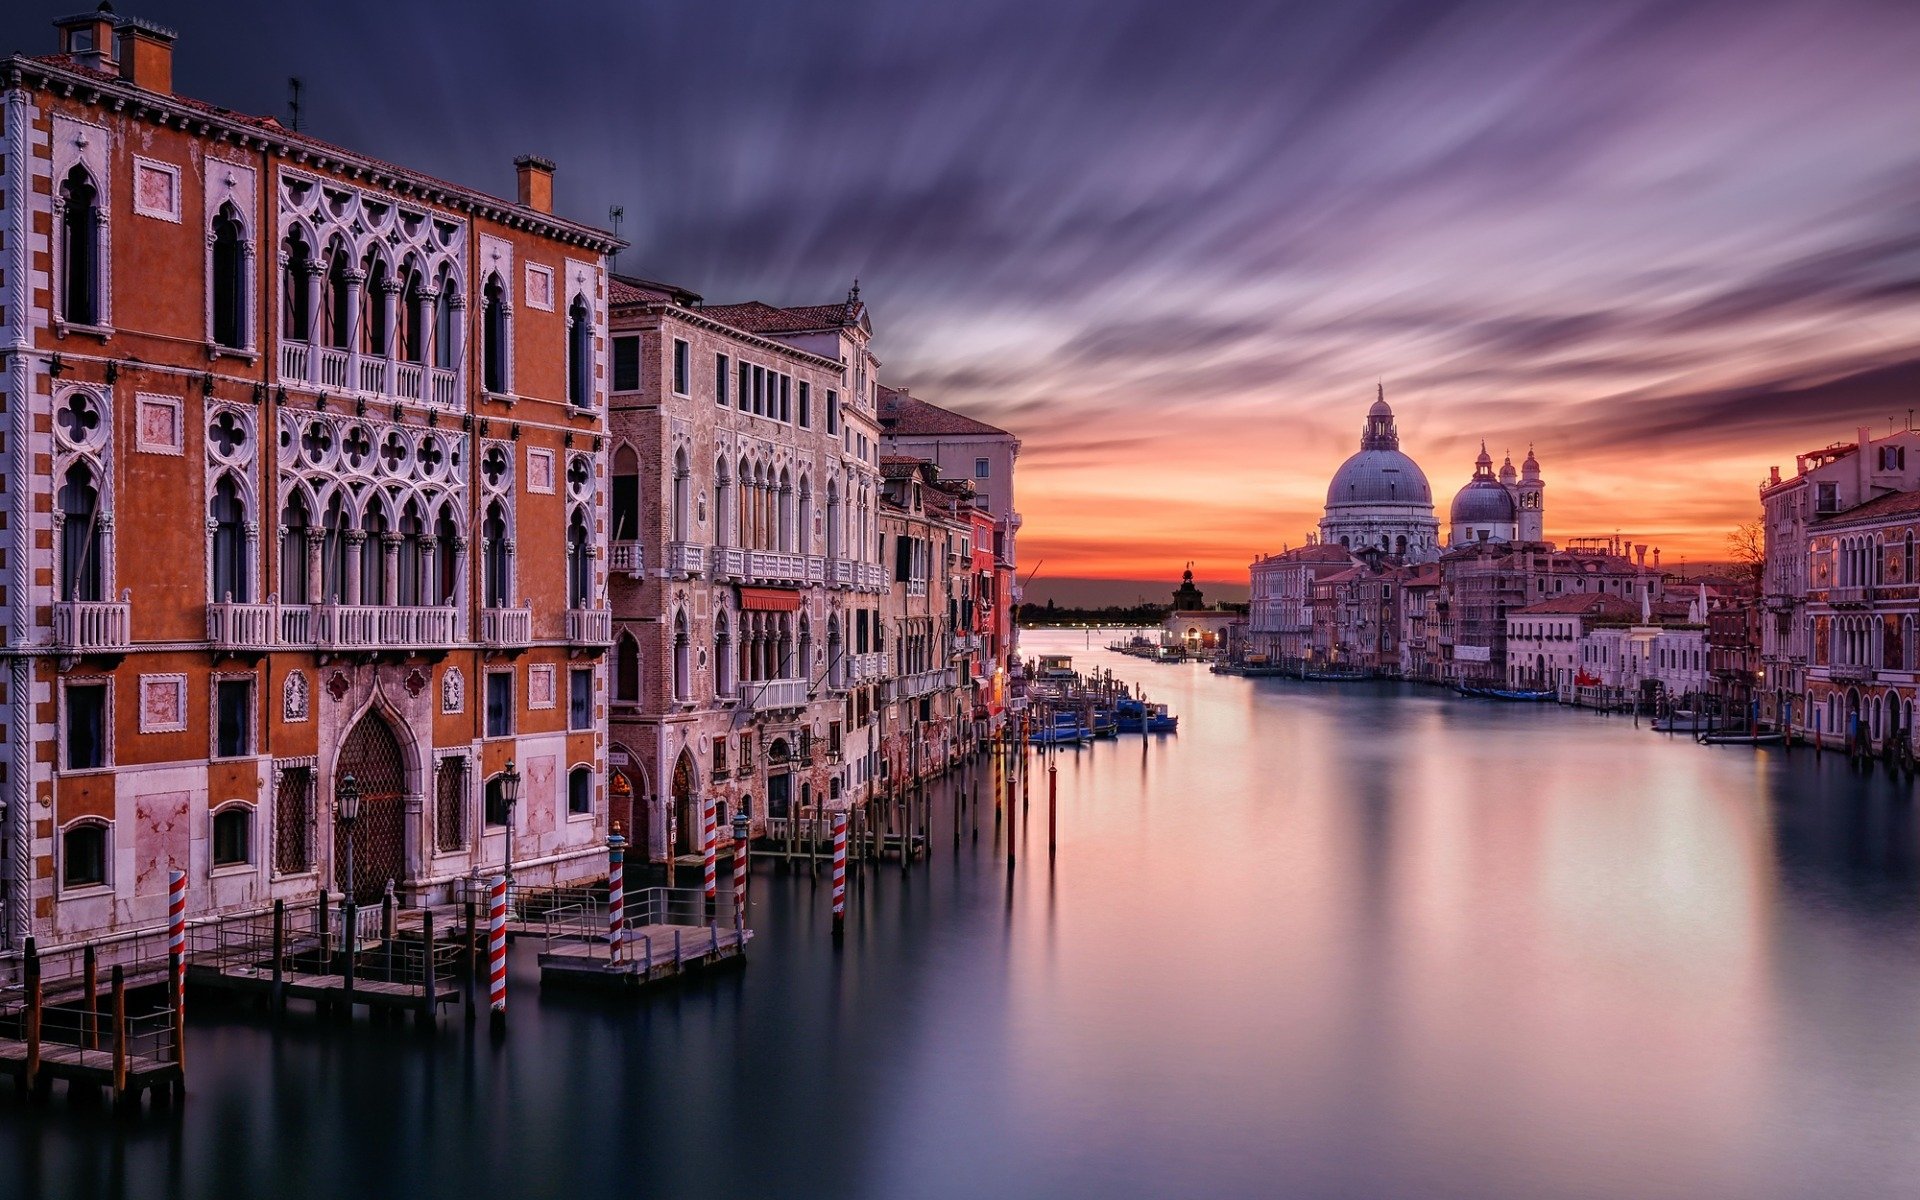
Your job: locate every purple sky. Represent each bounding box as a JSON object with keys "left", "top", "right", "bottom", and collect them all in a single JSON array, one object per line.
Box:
[{"left": 8, "top": 0, "right": 1918, "bottom": 581}]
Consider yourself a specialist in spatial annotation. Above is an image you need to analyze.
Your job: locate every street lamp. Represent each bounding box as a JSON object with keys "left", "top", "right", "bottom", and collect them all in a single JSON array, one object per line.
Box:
[
  {"left": 500, "top": 758, "right": 522, "bottom": 887},
  {"left": 336, "top": 772, "right": 361, "bottom": 903}
]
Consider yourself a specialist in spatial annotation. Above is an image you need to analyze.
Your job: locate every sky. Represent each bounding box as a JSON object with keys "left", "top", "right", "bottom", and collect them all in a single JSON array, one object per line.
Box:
[{"left": 8, "top": 0, "right": 1918, "bottom": 590}]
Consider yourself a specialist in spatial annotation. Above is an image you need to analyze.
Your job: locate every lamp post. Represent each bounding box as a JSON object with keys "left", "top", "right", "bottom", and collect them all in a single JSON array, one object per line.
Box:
[
  {"left": 337, "top": 772, "right": 362, "bottom": 903},
  {"left": 500, "top": 759, "right": 522, "bottom": 888}
]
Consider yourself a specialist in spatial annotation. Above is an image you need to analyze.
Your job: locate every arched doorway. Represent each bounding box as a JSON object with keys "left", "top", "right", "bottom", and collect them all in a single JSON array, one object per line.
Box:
[
  {"left": 1886, "top": 690, "right": 1902, "bottom": 750},
  {"left": 767, "top": 738, "right": 792, "bottom": 819},
  {"left": 336, "top": 710, "right": 408, "bottom": 903},
  {"left": 672, "top": 748, "right": 698, "bottom": 856}
]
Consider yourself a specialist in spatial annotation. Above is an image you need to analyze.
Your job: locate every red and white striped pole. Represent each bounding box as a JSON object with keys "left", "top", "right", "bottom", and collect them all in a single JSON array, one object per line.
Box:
[
  {"left": 167, "top": 869, "right": 186, "bottom": 1014},
  {"left": 732, "top": 825, "right": 748, "bottom": 919},
  {"left": 487, "top": 874, "right": 507, "bottom": 1035},
  {"left": 702, "top": 796, "right": 718, "bottom": 910},
  {"left": 607, "top": 831, "right": 626, "bottom": 965},
  {"left": 830, "top": 810, "right": 847, "bottom": 937}
]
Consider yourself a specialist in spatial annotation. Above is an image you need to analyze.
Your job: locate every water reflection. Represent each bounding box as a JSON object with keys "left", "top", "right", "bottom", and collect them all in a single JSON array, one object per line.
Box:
[{"left": 10, "top": 630, "right": 1920, "bottom": 1198}]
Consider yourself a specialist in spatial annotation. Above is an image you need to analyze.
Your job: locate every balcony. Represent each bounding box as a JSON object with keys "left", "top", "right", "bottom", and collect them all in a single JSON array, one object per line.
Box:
[
  {"left": 906, "top": 580, "right": 927, "bottom": 598},
  {"left": 805, "top": 555, "right": 827, "bottom": 585},
  {"left": 893, "top": 667, "right": 955, "bottom": 700},
  {"left": 610, "top": 541, "right": 644, "bottom": 578},
  {"left": 748, "top": 677, "right": 809, "bottom": 710},
  {"left": 828, "top": 558, "right": 856, "bottom": 589},
  {"left": 1827, "top": 663, "right": 1873, "bottom": 684},
  {"left": 317, "top": 346, "right": 351, "bottom": 391},
  {"left": 479, "top": 606, "right": 533, "bottom": 649},
  {"left": 859, "top": 563, "right": 889, "bottom": 592},
  {"left": 1829, "top": 586, "right": 1877, "bottom": 608},
  {"left": 206, "top": 601, "right": 278, "bottom": 653},
  {"left": 566, "top": 607, "right": 614, "bottom": 647},
  {"left": 311, "top": 604, "right": 458, "bottom": 651},
  {"left": 666, "top": 541, "right": 706, "bottom": 579},
  {"left": 852, "top": 652, "right": 887, "bottom": 683},
  {"left": 712, "top": 546, "right": 748, "bottom": 582},
  {"left": 748, "top": 551, "right": 806, "bottom": 584},
  {"left": 52, "top": 597, "right": 131, "bottom": 652}
]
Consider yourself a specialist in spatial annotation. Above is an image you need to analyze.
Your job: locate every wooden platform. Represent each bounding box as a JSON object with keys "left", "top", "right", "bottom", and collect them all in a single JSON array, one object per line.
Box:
[
  {"left": 186, "top": 962, "right": 458, "bottom": 1011},
  {"left": 537, "top": 922, "right": 752, "bottom": 992}
]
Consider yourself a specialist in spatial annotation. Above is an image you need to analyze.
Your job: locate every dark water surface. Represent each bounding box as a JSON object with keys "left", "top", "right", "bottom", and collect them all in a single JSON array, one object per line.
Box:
[{"left": 10, "top": 629, "right": 1920, "bottom": 1199}]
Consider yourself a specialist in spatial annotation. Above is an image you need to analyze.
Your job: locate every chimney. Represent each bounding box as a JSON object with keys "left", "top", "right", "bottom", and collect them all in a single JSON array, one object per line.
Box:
[
  {"left": 515, "top": 155, "right": 556, "bottom": 214},
  {"left": 1652, "top": 547, "right": 1661, "bottom": 568},
  {"left": 115, "top": 15, "right": 176, "bottom": 95},
  {"left": 1635, "top": 544, "right": 1647, "bottom": 568},
  {"left": 53, "top": 3, "right": 119, "bottom": 76}
]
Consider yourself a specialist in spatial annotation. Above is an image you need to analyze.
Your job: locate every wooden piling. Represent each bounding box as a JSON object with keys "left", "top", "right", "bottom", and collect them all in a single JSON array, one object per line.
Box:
[
  {"left": 83, "top": 942, "right": 99, "bottom": 1050},
  {"left": 1048, "top": 764, "right": 1057, "bottom": 859},
  {"left": 110, "top": 965, "right": 128, "bottom": 1106},
  {"left": 271, "top": 899, "right": 286, "bottom": 1015},
  {"left": 343, "top": 900, "right": 358, "bottom": 1021},
  {"left": 23, "top": 937, "right": 42, "bottom": 1098},
  {"left": 420, "top": 908, "right": 437, "bottom": 1027}
]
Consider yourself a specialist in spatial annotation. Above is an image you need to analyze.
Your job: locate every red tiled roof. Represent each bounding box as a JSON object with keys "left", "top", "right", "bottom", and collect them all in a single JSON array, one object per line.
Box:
[
  {"left": 697, "top": 299, "right": 864, "bottom": 335},
  {"left": 877, "top": 386, "right": 1011, "bottom": 437},
  {"left": 1815, "top": 488, "right": 1920, "bottom": 526},
  {"left": 610, "top": 274, "right": 701, "bottom": 306},
  {"left": 1512, "top": 593, "right": 1638, "bottom": 617}
]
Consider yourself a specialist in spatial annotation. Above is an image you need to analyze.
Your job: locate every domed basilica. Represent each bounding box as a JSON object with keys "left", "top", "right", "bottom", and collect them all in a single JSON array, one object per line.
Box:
[{"left": 1317, "top": 388, "right": 1545, "bottom": 562}]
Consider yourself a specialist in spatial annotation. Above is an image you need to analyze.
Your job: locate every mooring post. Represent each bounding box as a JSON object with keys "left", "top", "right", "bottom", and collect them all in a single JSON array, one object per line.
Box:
[
  {"left": 23, "top": 937, "right": 41, "bottom": 1099},
  {"left": 317, "top": 891, "right": 330, "bottom": 967},
  {"left": 168, "top": 870, "right": 187, "bottom": 1079},
  {"left": 673, "top": 927, "right": 684, "bottom": 975},
  {"left": 487, "top": 875, "right": 507, "bottom": 1039},
  {"left": 420, "top": 908, "right": 437, "bottom": 1027},
  {"left": 83, "top": 941, "right": 99, "bottom": 1050},
  {"left": 608, "top": 829, "right": 627, "bottom": 967},
  {"left": 731, "top": 828, "right": 747, "bottom": 920},
  {"left": 343, "top": 900, "right": 358, "bottom": 1021},
  {"left": 642, "top": 933, "right": 654, "bottom": 981},
  {"left": 1049, "top": 763, "right": 1058, "bottom": 859},
  {"left": 110, "top": 965, "right": 128, "bottom": 1107},
  {"left": 271, "top": 899, "right": 286, "bottom": 1016},
  {"left": 831, "top": 810, "right": 848, "bottom": 939},
  {"left": 1008, "top": 772, "right": 1018, "bottom": 870},
  {"left": 701, "top": 796, "right": 718, "bottom": 917}
]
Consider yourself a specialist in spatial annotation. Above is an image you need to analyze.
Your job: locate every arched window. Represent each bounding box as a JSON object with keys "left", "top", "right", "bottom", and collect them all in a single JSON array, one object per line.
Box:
[
  {"left": 361, "top": 252, "right": 391, "bottom": 357},
  {"left": 212, "top": 804, "right": 253, "bottom": 867},
  {"left": 672, "top": 449, "right": 692, "bottom": 542},
  {"left": 321, "top": 493, "right": 350, "bottom": 602},
  {"left": 827, "top": 615, "right": 844, "bottom": 688},
  {"left": 568, "top": 765, "right": 593, "bottom": 816},
  {"left": 482, "top": 273, "right": 509, "bottom": 394},
  {"left": 58, "top": 461, "right": 103, "bottom": 601},
  {"left": 1906, "top": 531, "right": 1915, "bottom": 584},
  {"left": 826, "top": 480, "right": 842, "bottom": 560},
  {"left": 715, "top": 459, "right": 733, "bottom": 548},
  {"left": 433, "top": 266, "right": 460, "bottom": 371},
  {"left": 615, "top": 632, "right": 641, "bottom": 703},
  {"left": 567, "top": 507, "right": 592, "bottom": 608},
  {"left": 612, "top": 445, "right": 640, "bottom": 544},
  {"left": 483, "top": 500, "right": 511, "bottom": 608},
  {"left": 62, "top": 820, "right": 109, "bottom": 890},
  {"left": 59, "top": 167, "right": 101, "bottom": 326},
  {"left": 360, "top": 503, "right": 388, "bottom": 606},
  {"left": 325, "top": 244, "right": 354, "bottom": 349},
  {"left": 567, "top": 294, "right": 592, "bottom": 406},
  {"left": 798, "top": 477, "right": 813, "bottom": 553},
  {"left": 435, "top": 503, "right": 461, "bottom": 605},
  {"left": 400, "top": 265, "right": 427, "bottom": 363},
  {"left": 282, "top": 229, "right": 313, "bottom": 342},
  {"left": 778, "top": 468, "right": 794, "bottom": 552},
  {"left": 799, "top": 616, "right": 813, "bottom": 683},
  {"left": 673, "top": 610, "right": 691, "bottom": 702},
  {"left": 281, "top": 491, "right": 311, "bottom": 604},
  {"left": 715, "top": 611, "right": 735, "bottom": 696},
  {"left": 778, "top": 615, "right": 794, "bottom": 678},
  {"left": 397, "top": 501, "right": 425, "bottom": 607},
  {"left": 210, "top": 474, "right": 249, "bottom": 603},
  {"left": 211, "top": 203, "right": 247, "bottom": 350}
]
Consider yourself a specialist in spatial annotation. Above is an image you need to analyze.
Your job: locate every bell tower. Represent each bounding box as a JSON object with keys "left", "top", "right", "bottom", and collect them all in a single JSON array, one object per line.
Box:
[{"left": 1518, "top": 446, "right": 1545, "bottom": 542}]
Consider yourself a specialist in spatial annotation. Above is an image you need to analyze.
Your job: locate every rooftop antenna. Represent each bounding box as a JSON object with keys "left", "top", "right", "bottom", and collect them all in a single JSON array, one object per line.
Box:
[
  {"left": 607, "top": 205, "right": 624, "bottom": 271},
  {"left": 287, "top": 77, "right": 303, "bottom": 132}
]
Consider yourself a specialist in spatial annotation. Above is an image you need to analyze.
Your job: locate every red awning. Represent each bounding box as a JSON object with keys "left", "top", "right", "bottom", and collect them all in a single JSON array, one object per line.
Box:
[{"left": 740, "top": 587, "right": 802, "bottom": 612}]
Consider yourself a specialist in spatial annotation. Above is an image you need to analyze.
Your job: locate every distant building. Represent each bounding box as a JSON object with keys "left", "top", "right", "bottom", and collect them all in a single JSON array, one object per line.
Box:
[{"left": 1320, "top": 389, "right": 1440, "bottom": 561}]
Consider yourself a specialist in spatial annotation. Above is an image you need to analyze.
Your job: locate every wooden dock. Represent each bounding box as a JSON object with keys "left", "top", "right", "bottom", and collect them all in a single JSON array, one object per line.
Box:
[
  {"left": 534, "top": 886, "right": 753, "bottom": 992},
  {"left": 0, "top": 946, "right": 183, "bottom": 1112}
]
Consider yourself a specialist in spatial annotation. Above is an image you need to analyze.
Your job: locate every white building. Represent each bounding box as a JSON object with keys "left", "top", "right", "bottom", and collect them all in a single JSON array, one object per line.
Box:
[{"left": 1319, "top": 389, "right": 1440, "bottom": 561}]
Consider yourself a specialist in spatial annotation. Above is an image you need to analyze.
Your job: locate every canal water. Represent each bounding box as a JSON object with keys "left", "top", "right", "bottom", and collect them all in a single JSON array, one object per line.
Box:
[{"left": 10, "top": 628, "right": 1920, "bottom": 1198}]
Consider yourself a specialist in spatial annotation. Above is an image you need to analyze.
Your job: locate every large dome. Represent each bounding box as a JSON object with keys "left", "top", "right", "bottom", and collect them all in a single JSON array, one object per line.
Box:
[
  {"left": 1450, "top": 477, "right": 1517, "bottom": 524},
  {"left": 1325, "top": 449, "right": 1434, "bottom": 509}
]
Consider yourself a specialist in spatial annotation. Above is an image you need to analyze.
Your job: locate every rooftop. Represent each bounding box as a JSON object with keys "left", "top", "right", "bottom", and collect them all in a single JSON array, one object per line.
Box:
[
  {"left": 877, "top": 386, "right": 1012, "bottom": 438},
  {"left": 697, "top": 297, "right": 867, "bottom": 336}
]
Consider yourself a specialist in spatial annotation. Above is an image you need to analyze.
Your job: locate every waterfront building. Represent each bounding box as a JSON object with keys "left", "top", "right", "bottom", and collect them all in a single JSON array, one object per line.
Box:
[
  {"left": 1308, "top": 558, "right": 1400, "bottom": 673},
  {"left": 0, "top": 12, "right": 622, "bottom": 951},
  {"left": 1505, "top": 593, "right": 1638, "bottom": 692},
  {"left": 1758, "top": 425, "right": 1920, "bottom": 747},
  {"left": 1319, "top": 389, "right": 1440, "bottom": 560},
  {"left": 876, "top": 458, "right": 971, "bottom": 786},
  {"left": 1437, "top": 542, "right": 1662, "bottom": 687},
  {"left": 1396, "top": 562, "right": 1444, "bottom": 682},
  {"left": 1163, "top": 566, "right": 1236, "bottom": 652},
  {"left": 1246, "top": 542, "right": 1355, "bottom": 667},
  {"left": 603, "top": 279, "right": 887, "bottom": 861},
  {"left": 1800, "top": 490, "right": 1920, "bottom": 750}
]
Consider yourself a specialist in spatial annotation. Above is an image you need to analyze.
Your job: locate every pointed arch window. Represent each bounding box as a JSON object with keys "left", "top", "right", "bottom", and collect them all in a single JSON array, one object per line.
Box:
[
  {"left": 359, "top": 504, "right": 389, "bottom": 606},
  {"left": 567, "top": 294, "right": 592, "bottom": 407},
  {"left": 612, "top": 445, "right": 641, "bottom": 545},
  {"left": 59, "top": 167, "right": 102, "bottom": 327},
  {"left": 321, "top": 494, "right": 350, "bottom": 603},
  {"left": 400, "top": 266, "right": 427, "bottom": 364},
  {"left": 211, "top": 203, "right": 248, "bottom": 350},
  {"left": 361, "top": 252, "right": 391, "bottom": 357},
  {"left": 482, "top": 273, "right": 510, "bottom": 394},
  {"left": 282, "top": 229, "right": 314, "bottom": 342},
  {"left": 433, "top": 267, "right": 460, "bottom": 371},
  {"left": 280, "top": 491, "right": 312, "bottom": 604},
  {"left": 210, "top": 475, "right": 250, "bottom": 603},
  {"left": 57, "top": 462, "right": 103, "bottom": 601},
  {"left": 397, "top": 501, "right": 426, "bottom": 607},
  {"left": 483, "top": 500, "right": 511, "bottom": 608},
  {"left": 715, "top": 611, "right": 735, "bottom": 697},
  {"left": 615, "top": 632, "right": 641, "bottom": 703},
  {"left": 567, "top": 507, "right": 592, "bottom": 608},
  {"left": 673, "top": 610, "right": 691, "bottom": 702},
  {"left": 325, "top": 245, "right": 354, "bottom": 350},
  {"left": 435, "top": 503, "right": 461, "bottom": 605}
]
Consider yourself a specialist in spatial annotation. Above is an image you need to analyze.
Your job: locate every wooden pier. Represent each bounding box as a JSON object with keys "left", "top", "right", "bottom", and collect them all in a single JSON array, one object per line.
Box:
[
  {"left": 536, "top": 887, "right": 752, "bottom": 992},
  {"left": 0, "top": 943, "right": 183, "bottom": 1112}
]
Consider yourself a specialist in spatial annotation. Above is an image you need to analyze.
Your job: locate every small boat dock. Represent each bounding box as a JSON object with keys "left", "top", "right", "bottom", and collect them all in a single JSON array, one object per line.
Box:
[{"left": 537, "top": 887, "right": 750, "bottom": 992}]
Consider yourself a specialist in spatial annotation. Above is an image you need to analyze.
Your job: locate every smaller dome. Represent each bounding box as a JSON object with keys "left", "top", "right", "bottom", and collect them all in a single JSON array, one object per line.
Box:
[
  {"left": 1451, "top": 478, "right": 1516, "bottom": 525},
  {"left": 1369, "top": 397, "right": 1392, "bottom": 419},
  {"left": 1522, "top": 445, "right": 1541, "bottom": 480}
]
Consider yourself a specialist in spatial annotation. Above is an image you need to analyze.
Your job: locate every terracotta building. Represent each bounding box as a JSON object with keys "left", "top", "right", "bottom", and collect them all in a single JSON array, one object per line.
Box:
[{"left": 0, "top": 12, "right": 619, "bottom": 952}]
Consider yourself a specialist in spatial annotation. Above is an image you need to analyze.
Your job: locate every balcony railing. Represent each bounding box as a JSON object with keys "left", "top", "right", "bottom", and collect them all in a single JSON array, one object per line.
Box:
[
  {"left": 312, "top": 603, "right": 458, "bottom": 651},
  {"left": 859, "top": 563, "right": 889, "bottom": 592},
  {"left": 394, "top": 361, "right": 424, "bottom": 401},
  {"left": 206, "top": 600, "right": 278, "bottom": 652},
  {"left": 430, "top": 368, "right": 458, "bottom": 407},
  {"left": 52, "top": 596, "right": 131, "bottom": 652},
  {"left": 317, "top": 347, "right": 351, "bottom": 391},
  {"left": 712, "top": 547, "right": 748, "bottom": 582},
  {"left": 280, "top": 341, "right": 310, "bottom": 383},
  {"left": 1829, "top": 586, "right": 1877, "bottom": 607},
  {"left": 852, "top": 652, "right": 887, "bottom": 683},
  {"left": 610, "top": 541, "right": 644, "bottom": 577},
  {"left": 358, "top": 356, "right": 388, "bottom": 395},
  {"left": 479, "top": 606, "right": 533, "bottom": 649},
  {"left": 829, "top": 558, "right": 856, "bottom": 588},
  {"left": 805, "top": 555, "right": 827, "bottom": 585},
  {"left": 666, "top": 541, "right": 706, "bottom": 578},
  {"left": 566, "top": 608, "right": 614, "bottom": 647},
  {"left": 279, "top": 339, "right": 462, "bottom": 407},
  {"left": 748, "top": 677, "right": 809, "bottom": 710},
  {"left": 748, "top": 551, "right": 805, "bottom": 583},
  {"left": 893, "top": 667, "right": 955, "bottom": 700},
  {"left": 1827, "top": 663, "right": 1874, "bottom": 684}
]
